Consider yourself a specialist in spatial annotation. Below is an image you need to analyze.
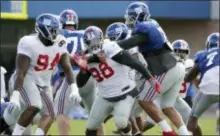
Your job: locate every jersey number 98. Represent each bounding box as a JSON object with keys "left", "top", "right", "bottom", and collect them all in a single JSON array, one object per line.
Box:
[
  {"left": 35, "top": 53, "right": 60, "bottom": 71},
  {"left": 89, "top": 62, "right": 114, "bottom": 82}
]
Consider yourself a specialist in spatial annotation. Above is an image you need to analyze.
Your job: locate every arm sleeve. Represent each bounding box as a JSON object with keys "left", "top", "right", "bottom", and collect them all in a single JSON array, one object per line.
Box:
[
  {"left": 76, "top": 70, "right": 91, "bottom": 88},
  {"left": 111, "top": 50, "right": 153, "bottom": 80},
  {"left": 116, "top": 34, "right": 147, "bottom": 50},
  {"left": 17, "top": 37, "right": 32, "bottom": 58}
]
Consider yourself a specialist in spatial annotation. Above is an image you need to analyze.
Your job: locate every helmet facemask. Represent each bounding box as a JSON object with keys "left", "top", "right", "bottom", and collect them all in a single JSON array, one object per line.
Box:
[{"left": 174, "top": 49, "right": 189, "bottom": 60}]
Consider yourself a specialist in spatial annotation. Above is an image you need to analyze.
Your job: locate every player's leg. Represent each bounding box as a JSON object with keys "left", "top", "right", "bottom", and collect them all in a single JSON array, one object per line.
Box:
[
  {"left": 174, "top": 96, "right": 191, "bottom": 124},
  {"left": 142, "top": 97, "right": 161, "bottom": 132},
  {"left": 35, "top": 86, "right": 55, "bottom": 135},
  {"left": 86, "top": 95, "right": 113, "bottom": 136},
  {"left": 11, "top": 77, "right": 42, "bottom": 135},
  {"left": 113, "top": 94, "right": 136, "bottom": 135},
  {"left": 187, "top": 91, "right": 219, "bottom": 136},
  {"left": 158, "top": 62, "right": 190, "bottom": 135},
  {"left": 138, "top": 74, "right": 174, "bottom": 134},
  {"left": 130, "top": 99, "right": 144, "bottom": 135},
  {"left": 54, "top": 77, "right": 73, "bottom": 135}
]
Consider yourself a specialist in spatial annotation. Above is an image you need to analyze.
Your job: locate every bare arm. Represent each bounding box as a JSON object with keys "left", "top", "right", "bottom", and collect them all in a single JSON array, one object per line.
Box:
[
  {"left": 59, "top": 53, "right": 75, "bottom": 84},
  {"left": 14, "top": 54, "right": 30, "bottom": 90},
  {"left": 184, "top": 64, "right": 200, "bottom": 83}
]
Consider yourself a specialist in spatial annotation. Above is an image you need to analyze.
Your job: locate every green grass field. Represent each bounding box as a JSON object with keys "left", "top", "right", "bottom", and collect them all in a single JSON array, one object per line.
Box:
[{"left": 43, "top": 117, "right": 217, "bottom": 135}]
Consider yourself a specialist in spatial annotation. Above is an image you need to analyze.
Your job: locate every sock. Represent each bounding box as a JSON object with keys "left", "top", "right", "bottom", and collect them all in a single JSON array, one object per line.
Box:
[
  {"left": 178, "top": 125, "right": 190, "bottom": 135},
  {"left": 12, "top": 123, "right": 26, "bottom": 135},
  {"left": 158, "top": 120, "right": 172, "bottom": 132},
  {"left": 35, "top": 128, "right": 45, "bottom": 135},
  {"left": 134, "top": 131, "right": 142, "bottom": 136},
  {"left": 121, "top": 130, "right": 132, "bottom": 136}
]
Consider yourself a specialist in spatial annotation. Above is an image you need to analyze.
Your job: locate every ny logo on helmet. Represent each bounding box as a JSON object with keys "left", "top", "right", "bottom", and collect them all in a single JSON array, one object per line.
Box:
[{"left": 66, "top": 13, "right": 73, "bottom": 21}]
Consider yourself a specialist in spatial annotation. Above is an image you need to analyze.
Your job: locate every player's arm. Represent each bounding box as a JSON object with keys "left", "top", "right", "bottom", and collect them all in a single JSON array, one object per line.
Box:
[
  {"left": 112, "top": 50, "right": 153, "bottom": 80},
  {"left": 59, "top": 53, "right": 75, "bottom": 84},
  {"left": 117, "top": 34, "right": 147, "bottom": 50},
  {"left": 11, "top": 37, "right": 31, "bottom": 106},
  {"left": 76, "top": 70, "right": 91, "bottom": 88},
  {"left": 184, "top": 64, "right": 200, "bottom": 83},
  {"left": 14, "top": 54, "right": 30, "bottom": 91}
]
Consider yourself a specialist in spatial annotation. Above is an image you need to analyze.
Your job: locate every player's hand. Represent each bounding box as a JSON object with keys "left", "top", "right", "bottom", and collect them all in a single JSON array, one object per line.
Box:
[
  {"left": 72, "top": 55, "right": 88, "bottom": 71},
  {"left": 9, "top": 90, "right": 20, "bottom": 109},
  {"left": 69, "top": 83, "right": 82, "bottom": 103},
  {"left": 148, "top": 77, "right": 161, "bottom": 93}
]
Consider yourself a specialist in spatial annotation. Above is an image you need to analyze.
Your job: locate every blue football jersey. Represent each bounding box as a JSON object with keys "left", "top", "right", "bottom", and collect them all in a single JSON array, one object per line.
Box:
[
  {"left": 132, "top": 19, "right": 169, "bottom": 53},
  {"left": 195, "top": 47, "right": 219, "bottom": 81},
  {"left": 59, "top": 29, "right": 85, "bottom": 71}
]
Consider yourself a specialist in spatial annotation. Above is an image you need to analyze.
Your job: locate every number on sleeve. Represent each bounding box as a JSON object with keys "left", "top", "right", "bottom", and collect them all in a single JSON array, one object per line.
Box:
[
  {"left": 206, "top": 51, "right": 218, "bottom": 66},
  {"left": 88, "top": 62, "right": 114, "bottom": 82}
]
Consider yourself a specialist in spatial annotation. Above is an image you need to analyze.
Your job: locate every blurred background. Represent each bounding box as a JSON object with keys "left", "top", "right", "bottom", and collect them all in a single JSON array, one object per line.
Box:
[{"left": 0, "top": 0, "right": 219, "bottom": 99}]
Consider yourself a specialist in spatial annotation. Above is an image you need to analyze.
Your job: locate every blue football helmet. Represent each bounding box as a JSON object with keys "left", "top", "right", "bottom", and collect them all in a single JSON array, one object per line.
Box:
[
  {"left": 172, "top": 39, "right": 190, "bottom": 59},
  {"left": 59, "top": 9, "right": 79, "bottom": 29},
  {"left": 35, "top": 13, "right": 60, "bottom": 42},
  {"left": 124, "top": 2, "right": 150, "bottom": 28},
  {"left": 83, "top": 26, "right": 104, "bottom": 54},
  {"left": 206, "top": 32, "right": 219, "bottom": 49},
  {"left": 105, "top": 22, "right": 129, "bottom": 41}
]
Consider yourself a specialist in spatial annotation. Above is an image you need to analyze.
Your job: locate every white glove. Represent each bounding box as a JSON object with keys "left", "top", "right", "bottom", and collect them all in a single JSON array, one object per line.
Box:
[
  {"left": 69, "top": 83, "right": 81, "bottom": 103},
  {"left": 10, "top": 90, "right": 20, "bottom": 109}
]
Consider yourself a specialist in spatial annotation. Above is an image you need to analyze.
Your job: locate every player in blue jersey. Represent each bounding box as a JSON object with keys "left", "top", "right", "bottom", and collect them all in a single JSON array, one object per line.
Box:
[
  {"left": 116, "top": 2, "right": 189, "bottom": 135},
  {"left": 54, "top": 9, "right": 98, "bottom": 135},
  {"left": 185, "top": 46, "right": 219, "bottom": 136}
]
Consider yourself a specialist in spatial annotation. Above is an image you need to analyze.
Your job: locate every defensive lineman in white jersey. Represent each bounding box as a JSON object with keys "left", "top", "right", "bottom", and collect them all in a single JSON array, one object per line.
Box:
[
  {"left": 8, "top": 13, "right": 81, "bottom": 135},
  {"left": 105, "top": 22, "right": 147, "bottom": 135},
  {"left": 74, "top": 26, "right": 160, "bottom": 136}
]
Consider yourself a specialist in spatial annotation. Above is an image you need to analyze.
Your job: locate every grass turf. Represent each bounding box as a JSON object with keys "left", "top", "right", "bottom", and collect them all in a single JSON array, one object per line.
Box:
[{"left": 41, "top": 117, "right": 217, "bottom": 135}]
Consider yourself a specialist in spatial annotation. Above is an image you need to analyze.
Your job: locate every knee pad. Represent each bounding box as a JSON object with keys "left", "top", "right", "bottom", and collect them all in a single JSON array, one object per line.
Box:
[{"left": 114, "top": 116, "right": 129, "bottom": 129}]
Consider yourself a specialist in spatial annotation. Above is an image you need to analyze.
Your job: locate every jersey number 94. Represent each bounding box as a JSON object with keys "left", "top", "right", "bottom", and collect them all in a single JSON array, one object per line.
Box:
[{"left": 35, "top": 53, "right": 60, "bottom": 71}]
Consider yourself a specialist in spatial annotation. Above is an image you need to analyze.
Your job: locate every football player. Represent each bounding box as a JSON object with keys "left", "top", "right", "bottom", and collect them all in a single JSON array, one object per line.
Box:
[
  {"left": 116, "top": 2, "right": 190, "bottom": 135},
  {"left": 8, "top": 13, "right": 80, "bottom": 135},
  {"left": 54, "top": 9, "right": 98, "bottom": 135},
  {"left": 75, "top": 26, "right": 160, "bottom": 136},
  {"left": 185, "top": 47, "right": 219, "bottom": 136},
  {"left": 188, "top": 32, "right": 219, "bottom": 136},
  {"left": 105, "top": 22, "right": 147, "bottom": 135}
]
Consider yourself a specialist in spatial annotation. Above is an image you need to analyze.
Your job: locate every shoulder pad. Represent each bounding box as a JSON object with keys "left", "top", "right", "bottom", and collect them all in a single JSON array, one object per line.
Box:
[
  {"left": 184, "top": 59, "right": 194, "bottom": 69},
  {"left": 132, "top": 22, "right": 149, "bottom": 35}
]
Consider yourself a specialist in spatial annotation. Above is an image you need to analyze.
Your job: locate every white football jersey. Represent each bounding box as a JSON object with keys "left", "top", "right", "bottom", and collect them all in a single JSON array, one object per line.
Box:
[
  {"left": 179, "top": 58, "right": 194, "bottom": 98},
  {"left": 87, "top": 41, "right": 136, "bottom": 98},
  {"left": 15, "top": 34, "right": 68, "bottom": 86}
]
